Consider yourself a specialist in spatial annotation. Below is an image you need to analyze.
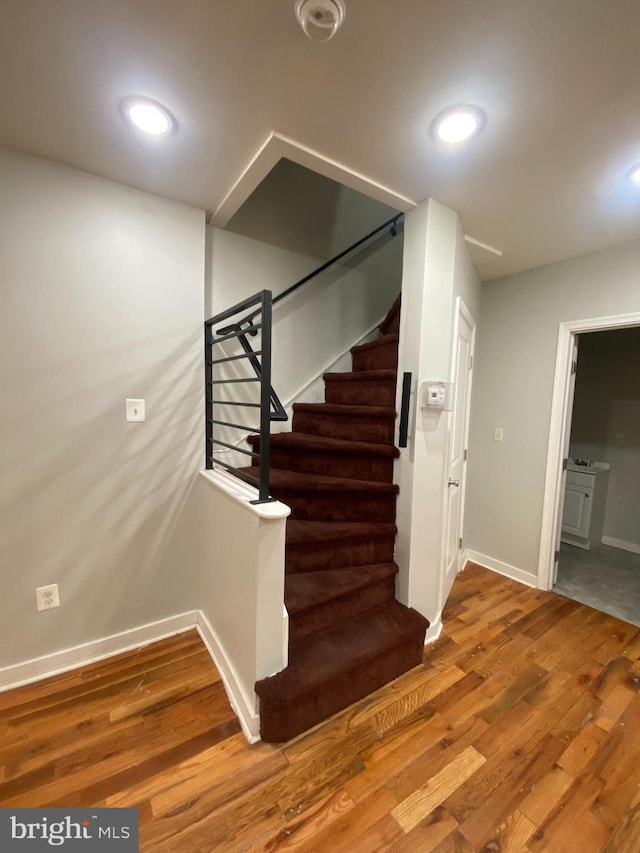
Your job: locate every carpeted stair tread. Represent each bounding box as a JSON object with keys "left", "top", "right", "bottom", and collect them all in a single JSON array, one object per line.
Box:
[
  {"left": 351, "top": 334, "right": 399, "bottom": 372},
  {"left": 285, "top": 564, "right": 398, "bottom": 615},
  {"left": 255, "top": 601, "right": 427, "bottom": 699},
  {"left": 351, "top": 333, "right": 398, "bottom": 356},
  {"left": 248, "top": 432, "right": 399, "bottom": 458},
  {"left": 285, "top": 520, "right": 398, "bottom": 573},
  {"left": 256, "top": 600, "right": 427, "bottom": 741},
  {"left": 292, "top": 402, "right": 397, "bottom": 444},
  {"left": 323, "top": 368, "right": 397, "bottom": 383},
  {"left": 292, "top": 402, "right": 396, "bottom": 419},
  {"left": 240, "top": 466, "right": 399, "bottom": 495},
  {"left": 286, "top": 520, "right": 397, "bottom": 547},
  {"left": 324, "top": 370, "right": 398, "bottom": 407}
]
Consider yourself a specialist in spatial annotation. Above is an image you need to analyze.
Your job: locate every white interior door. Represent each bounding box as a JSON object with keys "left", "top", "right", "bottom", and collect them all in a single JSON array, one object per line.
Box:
[
  {"left": 553, "top": 335, "right": 579, "bottom": 584},
  {"left": 444, "top": 299, "right": 475, "bottom": 601}
]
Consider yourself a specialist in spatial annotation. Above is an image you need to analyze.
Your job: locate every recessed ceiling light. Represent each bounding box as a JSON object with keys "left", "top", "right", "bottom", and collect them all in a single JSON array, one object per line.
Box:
[
  {"left": 433, "top": 106, "right": 485, "bottom": 145},
  {"left": 630, "top": 164, "right": 640, "bottom": 185},
  {"left": 121, "top": 97, "right": 175, "bottom": 137}
]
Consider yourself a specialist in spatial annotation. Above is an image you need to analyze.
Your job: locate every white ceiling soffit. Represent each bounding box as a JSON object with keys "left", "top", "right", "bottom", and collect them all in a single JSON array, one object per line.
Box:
[
  {"left": 464, "top": 235, "right": 503, "bottom": 266},
  {"left": 212, "top": 132, "right": 503, "bottom": 261},
  {"left": 212, "top": 132, "right": 417, "bottom": 227}
]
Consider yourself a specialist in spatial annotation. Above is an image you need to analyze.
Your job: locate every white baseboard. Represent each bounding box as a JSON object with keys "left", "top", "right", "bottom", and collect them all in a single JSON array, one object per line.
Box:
[
  {"left": 602, "top": 536, "right": 640, "bottom": 555},
  {"left": 196, "top": 612, "right": 261, "bottom": 744},
  {"left": 424, "top": 615, "right": 443, "bottom": 645},
  {"left": 464, "top": 550, "right": 538, "bottom": 589},
  {"left": 0, "top": 608, "right": 262, "bottom": 745},
  {"left": 0, "top": 611, "right": 199, "bottom": 693}
]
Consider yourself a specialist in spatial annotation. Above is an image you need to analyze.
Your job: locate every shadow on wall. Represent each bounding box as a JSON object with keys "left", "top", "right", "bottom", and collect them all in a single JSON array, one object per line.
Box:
[{"left": 0, "top": 330, "right": 203, "bottom": 667}]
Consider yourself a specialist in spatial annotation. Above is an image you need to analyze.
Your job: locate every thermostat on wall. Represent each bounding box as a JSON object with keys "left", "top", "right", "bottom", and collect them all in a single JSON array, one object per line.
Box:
[{"left": 421, "top": 382, "right": 453, "bottom": 411}]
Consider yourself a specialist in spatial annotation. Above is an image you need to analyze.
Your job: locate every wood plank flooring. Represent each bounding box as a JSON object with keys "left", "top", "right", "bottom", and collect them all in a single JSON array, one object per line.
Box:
[{"left": 2, "top": 563, "right": 640, "bottom": 851}]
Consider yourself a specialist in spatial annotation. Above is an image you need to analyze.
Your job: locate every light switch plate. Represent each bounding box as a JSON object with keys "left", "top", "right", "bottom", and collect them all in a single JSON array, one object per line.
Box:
[
  {"left": 126, "top": 399, "right": 145, "bottom": 422},
  {"left": 494, "top": 426, "right": 504, "bottom": 441}
]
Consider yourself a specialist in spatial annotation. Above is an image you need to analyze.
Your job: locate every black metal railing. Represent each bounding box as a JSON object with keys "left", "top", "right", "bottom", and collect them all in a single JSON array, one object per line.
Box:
[
  {"left": 205, "top": 290, "right": 282, "bottom": 503},
  {"left": 204, "top": 212, "right": 404, "bottom": 502}
]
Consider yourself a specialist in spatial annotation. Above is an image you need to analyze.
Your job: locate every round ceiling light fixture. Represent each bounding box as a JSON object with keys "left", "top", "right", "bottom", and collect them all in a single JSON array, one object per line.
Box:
[
  {"left": 432, "top": 105, "right": 486, "bottom": 145},
  {"left": 629, "top": 164, "right": 640, "bottom": 185},
  {"left": 121, "top": 97, "right": 175, "bottom": 137},
  {"left": 295, "top": 0, "right": 346, "bottom": 42}
]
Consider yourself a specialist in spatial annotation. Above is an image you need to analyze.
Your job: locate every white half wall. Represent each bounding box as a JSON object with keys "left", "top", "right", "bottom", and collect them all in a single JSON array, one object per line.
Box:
[
  {"left": 0, "top": 149, "right": 206, "bottom": 668},
  {"left": 466, "top": 238, "right": 640, "bottom": 582},
  {"left": 394, "top": 199, "right": 481, "bottom": 626},
  {"left": 189, "top": 470, "right": 290, "bottom": 740}
]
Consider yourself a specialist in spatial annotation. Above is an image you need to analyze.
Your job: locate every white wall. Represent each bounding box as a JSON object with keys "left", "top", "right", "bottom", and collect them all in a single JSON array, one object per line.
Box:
[
  {"left": 0, "top": 149, "right": 206, "bottom": 668},
  {"left": 466, "top": 238, "right": 640, "bottom": 581},
  {"left": 395, "top": 200, "right": 480, "bottom": 633},
  {"left": 570, "top": 327, "right": 640, "bottom": 551},
  {"left": 206, "top": 160, "right": 403, "bottom": 457}
]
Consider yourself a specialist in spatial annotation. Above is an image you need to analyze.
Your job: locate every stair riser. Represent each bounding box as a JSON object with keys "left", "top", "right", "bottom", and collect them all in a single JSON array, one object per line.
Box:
[
  {"left": 292, "top": 410, "right": 395, "bottom": 444},
  {"left": 258, "top": 634, "right": 425, "bottom": 742},
  {"left": 288, "top": 577, "right": 397, "bottom": 643},
  {"left": 266, "top": 446, "right": 394, "bottom": 484},
  {"left": 351, "top": 342, "right": 398, "bottom": 372},
  {"left": 286, "top": 536, "right": 396, "bottom": 573},
  {"left": 325, "top": 379, "right": 396, "bottom": 408},
  {"left": 275, "top": 491, "right": 396, "bottom": 524}
]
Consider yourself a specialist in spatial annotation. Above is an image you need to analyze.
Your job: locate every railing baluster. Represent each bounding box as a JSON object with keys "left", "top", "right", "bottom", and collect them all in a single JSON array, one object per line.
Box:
[
  {"left": 257, "top": 291, "right": 272, "bottom": 503},
  {"left": 205, "top": 289, "right": 276, "bottom": 503},
  {"left": 204, "top": 323, "right": 213, "bottom": 469}
]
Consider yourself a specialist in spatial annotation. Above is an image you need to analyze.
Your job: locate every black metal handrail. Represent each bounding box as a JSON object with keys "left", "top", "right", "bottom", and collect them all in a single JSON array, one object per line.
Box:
[
  {"left": 205, "top": 289, "right": 278, "bottom": 503},
  {"left": 243, "top": 213, "right": 404, "bottom": 326}
]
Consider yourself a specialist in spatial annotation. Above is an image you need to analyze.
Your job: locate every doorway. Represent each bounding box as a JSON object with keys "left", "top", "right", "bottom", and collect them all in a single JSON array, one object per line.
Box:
[
  {"left": 538, "top": 313, "right": 640, "bottom": 618},
  {"left": 553, "top": 327, "right": 640, "bottom": 625}
]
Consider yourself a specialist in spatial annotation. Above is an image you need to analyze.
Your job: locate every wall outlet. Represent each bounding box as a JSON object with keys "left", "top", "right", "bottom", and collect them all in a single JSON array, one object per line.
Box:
[
  {"left": 36, "top": 583, "right": 60, "bottom": 612},
  {"left": 494, "top": 426, "right": 504, "bottom": 442}
]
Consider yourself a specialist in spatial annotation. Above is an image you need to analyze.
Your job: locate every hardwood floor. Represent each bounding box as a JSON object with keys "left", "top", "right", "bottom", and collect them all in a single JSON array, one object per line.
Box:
[{"left": 2, "top": 563, "right": 640, "bottom": 851}]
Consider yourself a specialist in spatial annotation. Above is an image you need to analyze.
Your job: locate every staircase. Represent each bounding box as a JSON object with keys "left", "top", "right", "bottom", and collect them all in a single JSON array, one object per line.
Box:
[{"left": 247, "top": 296, "right": 428, "bottom": 743}]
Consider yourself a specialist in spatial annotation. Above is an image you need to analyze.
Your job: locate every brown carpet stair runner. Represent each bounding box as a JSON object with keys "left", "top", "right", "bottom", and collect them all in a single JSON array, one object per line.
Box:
[{"left": 248, "top": 294, "right": 428, "bottom": 742}]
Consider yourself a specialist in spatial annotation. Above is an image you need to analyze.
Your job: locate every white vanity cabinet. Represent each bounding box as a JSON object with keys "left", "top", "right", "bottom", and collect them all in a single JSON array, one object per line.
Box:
[{"left": 561, "top": 463, "right": 610, "bottom": 550}]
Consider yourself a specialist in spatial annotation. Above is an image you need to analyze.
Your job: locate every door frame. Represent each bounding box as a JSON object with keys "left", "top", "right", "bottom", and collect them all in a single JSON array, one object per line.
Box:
[
  {"left": 443, "top": 297, "right": 476, "bottom": 584},
  {"left": 537, "top": 310, "right": 640, "bottom": 590}
]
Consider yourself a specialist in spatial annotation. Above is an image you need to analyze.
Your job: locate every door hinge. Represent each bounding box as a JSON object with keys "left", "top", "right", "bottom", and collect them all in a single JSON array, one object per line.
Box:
[
  {"left": 464, "top": 449, "right": 468, "bottom": 462},
  {"left": 562, "top": 458, "right": 568, "bottom": 471},
  {"left": 571, "top": 360, "right": 577, "bottom": 375},
  {"left": 459, "top": 537, "right": 463, "bottom": 549},
  {"left": 554, "top": 549, "right": 560, "bottom": 562},
  {"left": 468, "top": 355, "right": 474, "bottom": 369}
]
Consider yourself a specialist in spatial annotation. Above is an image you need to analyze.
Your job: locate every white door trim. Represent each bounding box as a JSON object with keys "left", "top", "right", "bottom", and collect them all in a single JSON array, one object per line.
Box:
[
  {"left": 454, "top": 298, "right": 476, "bottom": 567},
  {"left": 538, "top": 310, "right": 640, "bottom": 590},
  {"left": 442, "top": 297, "right": 476, "bottom": 597}
]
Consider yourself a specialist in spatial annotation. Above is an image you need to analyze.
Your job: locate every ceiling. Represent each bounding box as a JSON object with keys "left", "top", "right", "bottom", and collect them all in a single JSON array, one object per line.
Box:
[{"left": 1, "top": 0, "right": 639, "bottom": 280}]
